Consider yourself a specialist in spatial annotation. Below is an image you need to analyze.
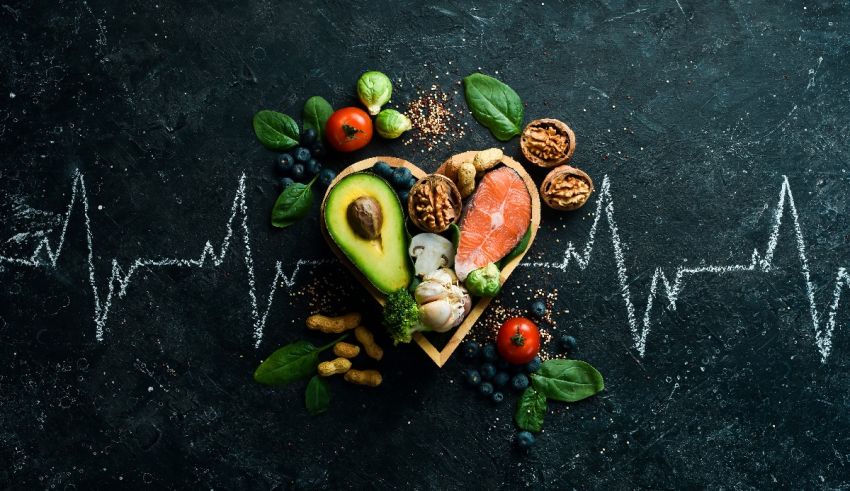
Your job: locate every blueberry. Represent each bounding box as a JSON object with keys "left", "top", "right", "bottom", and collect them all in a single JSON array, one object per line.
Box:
[
  {"left": 480, "top": 363, "right": 496, "bottom": 380},
  {"left": 491, "top": 391, "right": 504, "bottom": 404},
  {"left": 560, "top": 335, "right": 577, "bottom": 351},
  {"left": 300, "top": 128, "right": 317, "bottom": 146},
  {"left": 492, "top": 372, "right": 510, "bottom": 387},
  {"left": 497, "top": 359, "right": 511, "bottom": 371},
  {"left": 530, "top": 299, "right": 546, "bottom": 317},
  {"left": 525, "top": 356, "right": 542, "bottom": 373},
  {"left": 306, "top": 158, "right": 322, "bottom": 176},
  {"left": 310, "top": 143, "right": 326, "bottom": 158},
  {"left": 466, "top": 369, "right": 482, "bottom": 386},
  {"left": 515, "top": 431, "right": 536, "bottom": 449},
  {"left": 511, "top": 373, "right": 529, "bottom": 391},
  {"left": 462, "top": 341, "right": 480, "bottom": 359},
  {"left": 372, "top": 161, "right": 393, "bottom": 180},
  {"left": 479, "top": 382, "right": 494, "bottom": 396},
  {"left": 294, "top": 147, "right": 311, "bottom": 163},
  {"left": 391, "top": 166, "right": 412, "bottom": 189},
  {"left": 291, "top": 163, "right": 305, "bottom": 181},
  {"left": 279, "top": 177, "right": 295, "bottom": 189},
  {"left": 405, "top": 176, "right": 418, "bottom": 190},
  {"left": 317, "top": 168, "right": 337, "bottom": 188},
  {"left": 398, "top": 190, "right": 409, "bottom": 208},
  {"left": 276, "top": 153, "right": 295, "bottom": 175},
  {"left": 482, "top": 344, "right": 498, "bottom": 362}
]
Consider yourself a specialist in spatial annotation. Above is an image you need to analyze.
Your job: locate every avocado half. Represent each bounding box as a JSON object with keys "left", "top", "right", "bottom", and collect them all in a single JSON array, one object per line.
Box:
[{"left": 323, "top": 172, "right": 412, "bottom": 294}]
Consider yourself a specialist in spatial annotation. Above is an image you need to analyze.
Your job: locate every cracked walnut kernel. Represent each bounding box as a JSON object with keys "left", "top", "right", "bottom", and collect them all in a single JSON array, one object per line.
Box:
[
  {"left": 408, "top": 174, "right": 462, "bottom": 233},
  {"left": 540, "top": 165, "right": 594, "bottom": 211},
  {"left": 520, "top": 118, "right": 576, "bottom": 168}
]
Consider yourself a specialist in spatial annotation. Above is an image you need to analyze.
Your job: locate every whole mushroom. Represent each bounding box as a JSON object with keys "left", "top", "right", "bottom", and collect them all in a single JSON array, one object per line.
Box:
[{"left": 408, "top": 233, "right": 455, "bottom": 277}]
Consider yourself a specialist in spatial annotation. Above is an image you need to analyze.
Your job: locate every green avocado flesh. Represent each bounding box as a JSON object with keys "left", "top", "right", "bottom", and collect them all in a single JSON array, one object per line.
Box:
[{"left": 324, "top": 172, "right": 412, "bottom": 294}]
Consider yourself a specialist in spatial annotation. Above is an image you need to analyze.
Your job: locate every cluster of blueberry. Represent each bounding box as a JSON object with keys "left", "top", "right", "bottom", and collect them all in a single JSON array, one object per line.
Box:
[
  {"left": 459, "top": 341, "right": 540, "bottom": 403},
  {"left": 369, "top": 161, "right": 418, "bottom": 207},
  {"left": 275, "top": 128, "right": 337, "bottom": 189}
]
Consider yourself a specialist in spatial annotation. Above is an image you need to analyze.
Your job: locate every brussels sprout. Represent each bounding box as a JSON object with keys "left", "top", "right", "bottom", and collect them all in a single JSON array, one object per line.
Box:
[
  {"left": 465, "top": 263, "right": 501, "bottom": 297},
  {"left": 357, "top": 71, "right": 393, "bottom": 116},
  {"left": 375, "top": 109, "right": 413, "bottom": 139}
]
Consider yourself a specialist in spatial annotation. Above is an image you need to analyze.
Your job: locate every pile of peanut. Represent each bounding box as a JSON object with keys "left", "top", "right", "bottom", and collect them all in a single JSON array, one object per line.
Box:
[
  {"left": 441, "top": 147, "right": 504, "bottom": 198},
  {"left": 307, "top": 312, "right": 383, "bottom": 387}
]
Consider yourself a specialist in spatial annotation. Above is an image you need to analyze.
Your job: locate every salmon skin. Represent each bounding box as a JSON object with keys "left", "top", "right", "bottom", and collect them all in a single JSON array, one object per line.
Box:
[{"left": 455, "top": 166, "right": 532, "bottom": 281}]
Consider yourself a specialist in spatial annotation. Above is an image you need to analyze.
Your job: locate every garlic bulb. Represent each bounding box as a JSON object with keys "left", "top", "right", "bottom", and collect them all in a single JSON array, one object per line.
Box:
[{"left": 414, "top": 268, "right": 472, "bottom": 332}]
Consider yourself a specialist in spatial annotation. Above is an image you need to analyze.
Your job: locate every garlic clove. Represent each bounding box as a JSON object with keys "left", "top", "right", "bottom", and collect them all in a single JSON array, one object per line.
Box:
[
  {"left": 414, "top": 280, "right": 448, "bottom": 304},
  {"left": 419, "top": 300, "right": 453, "bottom": 331}
]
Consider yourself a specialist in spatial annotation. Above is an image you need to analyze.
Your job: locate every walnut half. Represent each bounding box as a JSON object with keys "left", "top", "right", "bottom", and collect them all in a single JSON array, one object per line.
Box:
[
  {"left": 520, "top": 118, "right": 576, "bottom": 168},
  {"left": 408, "top": 174, "right": 462, "bottom": 233},
  {"left": 540, "top": 165, "right": 594, "bottom": 211}
]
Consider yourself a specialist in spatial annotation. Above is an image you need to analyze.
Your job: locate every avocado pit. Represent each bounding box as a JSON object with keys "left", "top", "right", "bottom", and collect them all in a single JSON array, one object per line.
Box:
[{"left": 347, "top": 196, "right": 383, "bottom": 240}]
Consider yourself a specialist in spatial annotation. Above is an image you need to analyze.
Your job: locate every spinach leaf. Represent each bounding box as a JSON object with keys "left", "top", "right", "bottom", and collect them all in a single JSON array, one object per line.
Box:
[
  {"left": 449, "top": 223, "right": 461, "bottom": 251},
  {"left": 531, "top": 359, "right": 604, "bottom": 402},
  {"left": 500, "top": 226, "right": 531, "bottom": 268},
  {"left": 463, "top": 73, "right": 524, "bottom": 141},
  {"left": 253, "top": 110, "right": 300, "bottom": 151},
  {"left": 302, "top": 96, "right": 333, "bottom": 140},
  {"left": 253, "top": 341, "right": 320, "bottom": 386},
  {"left": 515, "top": 387, "right": 547, "bottom": 433},
  {"left": 305, "top": 375, "right": 330, "bottom": 415},
  {"left": 271, "top": 177, "right": 316, "bottom": 228}
]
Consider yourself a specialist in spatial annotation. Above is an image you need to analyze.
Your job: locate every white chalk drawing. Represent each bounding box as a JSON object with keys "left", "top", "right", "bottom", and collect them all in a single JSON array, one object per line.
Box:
[
  {"left": 0, "top": 172, "right": 847, "bottom": 361},
  {"left": 0, "top": 171, "right": 330, "bottom": 347},
  {"left": 525, "top": 175, "right": 849, "bottom": 362}
]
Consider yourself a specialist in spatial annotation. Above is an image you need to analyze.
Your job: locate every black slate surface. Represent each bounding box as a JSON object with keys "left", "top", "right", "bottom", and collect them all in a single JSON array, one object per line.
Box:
[{"left": 2, "top": 0, "right": 850, "bottom": 488}]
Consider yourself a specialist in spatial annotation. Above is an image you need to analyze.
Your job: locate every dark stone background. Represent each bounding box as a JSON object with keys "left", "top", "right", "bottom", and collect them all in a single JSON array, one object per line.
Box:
[{"left": 2, "top": 0, "right": 849, "bottom": 488}]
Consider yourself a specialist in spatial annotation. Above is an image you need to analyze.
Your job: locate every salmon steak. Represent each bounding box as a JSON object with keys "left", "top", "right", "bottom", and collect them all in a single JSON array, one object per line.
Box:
[{"left": 455, "top": 166, "right": 532, "bottom": 281}]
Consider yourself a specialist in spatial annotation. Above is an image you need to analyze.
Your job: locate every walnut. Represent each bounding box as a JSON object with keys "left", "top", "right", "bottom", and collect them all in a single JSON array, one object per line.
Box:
[
  {"left": 408, "top": 174, "right": 462, "bottom": 233},
  {"left": 540, "top": 165, "right": 594, "bottom": 211},
  {"left": 520, "top": 118, "right": 576, "bottom": 168}
]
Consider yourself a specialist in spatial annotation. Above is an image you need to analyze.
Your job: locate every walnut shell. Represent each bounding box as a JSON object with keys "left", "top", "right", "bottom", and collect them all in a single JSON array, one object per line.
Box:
[
  {"left": 408, "top": 174, "right": 462, "bottom": 233},
  {"left": 540, "top": 165, "right": 594, "bottom": 211},
  {"left": 520, "top": 118, "right": 576, "bottom": 168}
]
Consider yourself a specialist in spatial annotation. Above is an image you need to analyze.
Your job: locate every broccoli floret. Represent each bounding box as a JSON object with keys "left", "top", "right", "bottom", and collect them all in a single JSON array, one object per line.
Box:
[{"left": 382, "top": 288, "right": 424, "bottom": 345}]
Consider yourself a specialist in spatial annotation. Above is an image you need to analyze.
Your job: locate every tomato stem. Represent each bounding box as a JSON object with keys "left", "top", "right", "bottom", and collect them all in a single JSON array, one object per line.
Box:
[{"left": 511, "top": 330, "right": 526, "bottom": 347}]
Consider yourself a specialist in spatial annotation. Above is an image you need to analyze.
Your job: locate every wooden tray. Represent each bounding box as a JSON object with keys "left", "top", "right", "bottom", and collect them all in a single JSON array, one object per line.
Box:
[{"left": 320, "top": 152, "right": 542, "bottom": 367}]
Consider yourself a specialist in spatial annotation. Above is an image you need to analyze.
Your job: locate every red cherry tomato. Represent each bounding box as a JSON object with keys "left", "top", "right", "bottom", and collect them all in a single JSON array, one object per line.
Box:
[
  {"left": 325, "top": 107, "right": 373, "bottom": 152},
  {"left": 496, "top": 317, "right": 540, "bottom": 365}
]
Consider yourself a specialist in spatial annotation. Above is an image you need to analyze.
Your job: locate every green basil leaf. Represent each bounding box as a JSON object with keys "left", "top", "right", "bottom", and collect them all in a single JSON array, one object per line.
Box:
[
  {"left": 302, "top": 96, "right": 333, "bottom": 141},
  {"left": 515, "top": 387, "right": 547, "bottom": 433},
  {"left": 500, "top": 226, "right": 531, "bottom": 268},
  {"left": 253, "top": 340, "right": 319, "bottom": 385},
  {"left": 531, "top": 359, "right": 604, "bottom": 402},
  {"left": 253, "top": 110, "right": 300, "bottom": 151},
  {"left": 305, "top": 375, "right": 330, "bottom": 415},
  {"left": 463, "top": 73, "right": 523, "bottom": 141},
  {"left": 271, "top": 177, "right": 315, "bottom": 228}
]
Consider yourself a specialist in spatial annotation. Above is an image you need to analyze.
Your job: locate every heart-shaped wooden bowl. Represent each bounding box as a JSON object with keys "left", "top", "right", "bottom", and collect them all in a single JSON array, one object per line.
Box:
[{"left": 320, "top": 152, "right": 541, "bottom": 367}]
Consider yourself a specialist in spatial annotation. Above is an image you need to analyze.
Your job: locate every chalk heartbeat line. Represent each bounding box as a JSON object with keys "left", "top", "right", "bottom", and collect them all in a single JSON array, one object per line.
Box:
[
  {"left": 0, "top": 171, "right": 330, "bottom": 347},
  {"left": 526, "top": 175, "right": 849, "bottom": 362},
  {"left": 0, "top": 172, "right": 848, "bottom": 361}
]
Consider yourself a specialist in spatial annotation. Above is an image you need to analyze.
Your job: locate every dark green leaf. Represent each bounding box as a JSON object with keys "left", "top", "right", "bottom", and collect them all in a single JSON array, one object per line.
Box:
[
  {"left": 253, "top": 341, "right": 319, "bottom": 385},
  {"left": 500, "top": 226, "right": 531, "bottom": 268},
  {"left": 448, "top": 223, "right": 461, "bottom": 251},
  {"left": 302, "top": 96, "right": 333, "bottom": 140},
  {"left": 531, "top": 359, "right": 604, "bottom": 402},
  {"left": 515, "top": 387, "right": 547, "bottom": 433},
  {"left": 305, "top": 376, "right": 330, "bottom": 415},
  {"left": 271, "top": 177, "right": 315, "bottom": 228},
  {"left": 463, "top": 73, "right": 524, "bottom": 141},
  {"left": 253, "top": 110, "right": 300, "bottom": 151}
]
